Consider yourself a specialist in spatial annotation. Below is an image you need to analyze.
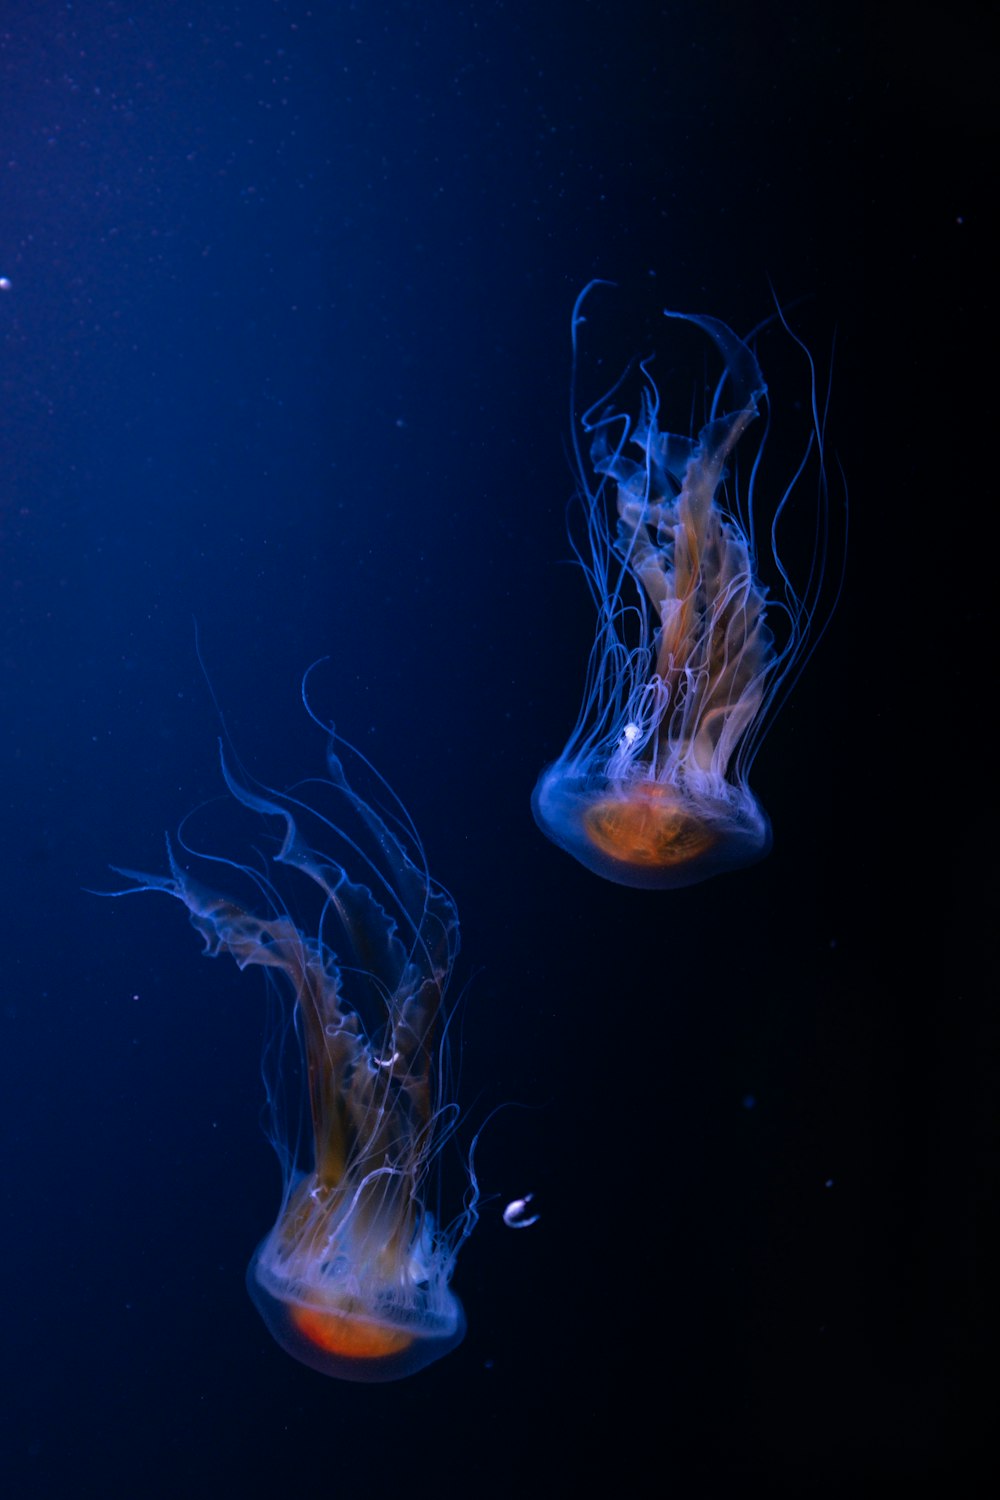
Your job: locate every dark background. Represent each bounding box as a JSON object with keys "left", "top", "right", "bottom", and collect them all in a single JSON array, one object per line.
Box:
[{"left": 0, "top": 2, "right": 989, "bottom": 1495}]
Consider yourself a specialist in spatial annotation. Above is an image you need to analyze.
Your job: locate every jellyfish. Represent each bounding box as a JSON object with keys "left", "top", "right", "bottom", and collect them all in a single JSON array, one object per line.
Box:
[
  {"left": 110, "top": 716, "right": 476, "bottom": 1381},
  {"left": 532, "top": 282, "right": 842, "bottom": 890}
]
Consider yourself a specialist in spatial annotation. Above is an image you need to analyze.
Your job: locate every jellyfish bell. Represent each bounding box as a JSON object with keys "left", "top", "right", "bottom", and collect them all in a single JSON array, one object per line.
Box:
[
  {"left": 532, "top": 284, "right": 841, "bottom": 890},
  {"left": 246, "top": 1171, "right": 468, "bottom": 1382},
  {"left": 532, "top": 762, "right": 771, "bottom": 892}
]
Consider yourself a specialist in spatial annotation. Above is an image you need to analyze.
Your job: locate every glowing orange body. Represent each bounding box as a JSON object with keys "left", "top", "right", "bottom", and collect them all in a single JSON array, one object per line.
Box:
[
  {"left": 584, "top": 783, "right": 717, "bottom": 870},
  {"left": 290, "top": 1304, "right": 414, "bottom": 1362}
]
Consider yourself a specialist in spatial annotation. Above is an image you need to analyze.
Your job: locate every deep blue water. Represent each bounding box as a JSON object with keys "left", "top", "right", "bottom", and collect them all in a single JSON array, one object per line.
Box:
[{"left": 0, "top": 2, "right": 987, "bottom": 1494}]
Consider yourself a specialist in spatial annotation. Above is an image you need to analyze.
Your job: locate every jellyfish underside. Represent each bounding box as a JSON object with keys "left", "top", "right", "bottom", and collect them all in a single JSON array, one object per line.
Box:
[
  {"left": 118, "top": 743, "right": 468, "bottom": 1381},
  {"left": 533, "top": 304, "right": 799, "bottom": 890}
]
